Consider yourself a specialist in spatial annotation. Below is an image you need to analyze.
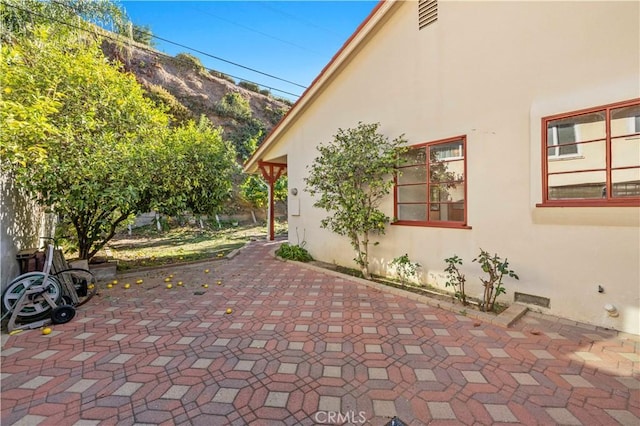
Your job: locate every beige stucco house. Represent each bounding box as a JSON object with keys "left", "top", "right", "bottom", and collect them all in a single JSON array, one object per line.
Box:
[{"left": 245, "top": 0, "right": 640, "bottom": 335}]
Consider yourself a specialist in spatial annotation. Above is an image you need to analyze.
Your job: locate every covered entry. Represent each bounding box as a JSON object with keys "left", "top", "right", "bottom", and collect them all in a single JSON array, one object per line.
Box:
[{"left": 257, "top": 160, "right": 286, "bottom": 241}]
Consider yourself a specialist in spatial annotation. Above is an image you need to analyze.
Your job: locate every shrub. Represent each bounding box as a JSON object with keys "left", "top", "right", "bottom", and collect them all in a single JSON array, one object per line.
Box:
[
  {"left": 304, "top": 122, "right": 407, "bottom": 279},
  {"left": 209, "top": 70, "right": 235, "bottom": 84},
  {"left": 390, "top": 254, "right": 420, "bottom": 287},
  {"left": 215, "top": 92, "right": 252, "bottom": 121},
  {"left": 264, "top": 104, "right": 288, "bottom": 125},
  {"left": 473, "top": 249, "right": 519, "bottom": 312},
  {"left": 143, "top": 84, "right": 193, "bottom": 126},
  {"left": 238, "top": 80, "right": 260, "bottom": 93},
  {"left": 274, "top": 96, "right": 294, "bottom": 107},
  {"left": 444, "top": 255, "right": 467, "bottom": 305},
  {"left": 173, "top": 52, "right": 204, "bottom": 73},
  {"left": 276, "top": 243, "right": 313, "bottom": 262}
]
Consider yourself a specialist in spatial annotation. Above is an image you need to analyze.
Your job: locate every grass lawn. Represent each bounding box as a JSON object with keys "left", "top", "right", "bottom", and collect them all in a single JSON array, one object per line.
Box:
[{"left": 106, "top": 222, "right": 286, "bottom": 271}]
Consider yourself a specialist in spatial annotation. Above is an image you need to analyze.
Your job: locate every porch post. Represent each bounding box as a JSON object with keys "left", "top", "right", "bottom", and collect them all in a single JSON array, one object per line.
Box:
[
  {"left": 267, "top": 180, "right": 274, "bottom": 241},
  {"left": 258, "top": 161, "right": 286, "bottom": 241}
]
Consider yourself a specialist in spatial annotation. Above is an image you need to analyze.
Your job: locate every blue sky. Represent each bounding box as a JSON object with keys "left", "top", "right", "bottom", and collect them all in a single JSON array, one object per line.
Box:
[{"left": 120, "top": 1, "right": 378, "bottom": 100}]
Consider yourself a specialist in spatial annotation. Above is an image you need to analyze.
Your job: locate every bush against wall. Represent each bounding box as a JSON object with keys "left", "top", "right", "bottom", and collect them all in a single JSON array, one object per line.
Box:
[{"left": 305, "top": 122, "right": 407, "bottom": 279}]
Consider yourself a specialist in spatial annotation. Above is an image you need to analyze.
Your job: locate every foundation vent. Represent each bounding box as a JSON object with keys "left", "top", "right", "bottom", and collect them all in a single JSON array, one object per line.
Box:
[
  {"left": 418, "top": 0, "right": 438, "bottom": 30},
  {"left": 514, "top": 292, "right": 550, "bottom": 308}
]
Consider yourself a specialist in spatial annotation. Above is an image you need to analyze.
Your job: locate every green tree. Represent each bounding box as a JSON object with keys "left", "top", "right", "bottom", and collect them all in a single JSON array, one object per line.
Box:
[
  {"left": 1, "top": 0, "right": 127, "bottom": 43},
  {"left": 131, "top": 23, "right": 154, "bottom": 46},
  {"left": 228, "top": 118, "right": 265, "bottom": 161},
  {"left": 240, "top": 175, "right": 287, "bottom": 212},
  {"left": 215, "top": 92, "right": 266, "bottom": 160},
  {"left": 215, "top": 92, "right": 252, "bottom": 121},
  {"left": 1, "top": 26, "right": 170, "bottom": 259},
  {"left": 304, "top": 122, "right": 407, "bottom": 279},
  {"left": 169, "top": 117, "right": 238, "bottom": 218}
]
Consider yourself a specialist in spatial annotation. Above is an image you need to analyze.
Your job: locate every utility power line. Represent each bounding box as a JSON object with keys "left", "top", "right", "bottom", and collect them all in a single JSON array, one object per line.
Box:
[
  {"left": 188, "top": 4, "right": 322, "bottom": 57},
  {"left": 4, "top": 2, "right": 304, "bottom": 98}
]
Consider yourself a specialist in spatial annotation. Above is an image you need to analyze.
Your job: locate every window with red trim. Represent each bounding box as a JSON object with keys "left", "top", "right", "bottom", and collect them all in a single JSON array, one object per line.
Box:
[
  {"left": 541, "top": 99, "right": 640, "bottom": 206},
  {"left": 394, "top": 136, "right": 467, "bottom": 227}
]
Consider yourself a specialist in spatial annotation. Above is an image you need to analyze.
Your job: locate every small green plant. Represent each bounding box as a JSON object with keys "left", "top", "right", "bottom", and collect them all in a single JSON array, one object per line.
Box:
[
  {"left": 174, "top": 52, "right": 205, "bottom": 73},
  {"left": 473, "top": 249, "right": 519, "bottom": 312},
  {"left": 389, "top": 254, "right": 420, "bottom": 287},
  {"left": 209, "top": 70, "right": 236, "bottom": 84},
  {"left": 276, "top": 243, "right": 313, "bottom": 262},
  {"left": 215, "top": 92, "right": 252, "bottom": 121},
  {"left": 238, "top": 80, "right": 261, "bottom": 93},
  {"left": 444, "top": 255, "right": 467, "bottom": 305}
]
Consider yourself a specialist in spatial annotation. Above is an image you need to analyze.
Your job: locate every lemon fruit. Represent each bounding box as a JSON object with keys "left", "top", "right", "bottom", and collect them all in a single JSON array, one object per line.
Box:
[
  {"left": 204, "top": 269, "right": 210, "bottom": 273},
  {"left": 42, "top": 327, "right": 52, "bottom": 335},
  {"left": 166, "top": 283, "right": 173, "bottom": 289},
  {"left": 225, "top": 308, "right": 232, "bottom": 314},
  {"left": 177, "top": 281, "right": 183, "bottom": 286},
  {"left": 202, "top": 284, "right": 209, "bottom": 288},
  {"left": 164, "top": 277, "right": 171, "bottom": 282},
  {"left": 124, "top": 283, "right": 131, "bottom": 289},
  {"left": 112, "top": 280, "right": 118, "bottom": 285},
  {"left": 107, "top": 283, "right": 113, "bottom": 289},
  {"left": 136, "top": 279, "right": 143, "bottom": 284},
  {"left": 217, "top": 280, "right": 222, "bottom": 286}
]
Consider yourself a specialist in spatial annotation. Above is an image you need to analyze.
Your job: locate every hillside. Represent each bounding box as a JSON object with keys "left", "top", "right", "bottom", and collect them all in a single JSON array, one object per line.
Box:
[{"left": 101, "top": 39, "right": 291, "bottom": 159}]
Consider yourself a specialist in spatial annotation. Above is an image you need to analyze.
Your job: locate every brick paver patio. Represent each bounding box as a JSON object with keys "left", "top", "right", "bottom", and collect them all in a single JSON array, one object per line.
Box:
[{"left": 1, "top": 240, "right": 639, "bottom": 425}]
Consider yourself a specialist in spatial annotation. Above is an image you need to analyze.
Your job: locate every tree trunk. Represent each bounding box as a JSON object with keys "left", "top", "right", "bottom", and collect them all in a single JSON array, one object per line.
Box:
[{"left": 361, "top": 232, "right": 370, "bottom": 279}]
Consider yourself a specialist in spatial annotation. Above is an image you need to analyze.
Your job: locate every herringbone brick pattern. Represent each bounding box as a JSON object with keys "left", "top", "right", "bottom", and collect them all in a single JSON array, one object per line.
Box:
[{"left": 1, "top": 240, "right": 638, "bottom": 425}]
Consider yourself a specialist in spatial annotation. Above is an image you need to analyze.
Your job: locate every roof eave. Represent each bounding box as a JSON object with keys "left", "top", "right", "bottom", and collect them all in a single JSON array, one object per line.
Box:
[{"left": 243, "top": 0, "right": 395, "bottom": 174}]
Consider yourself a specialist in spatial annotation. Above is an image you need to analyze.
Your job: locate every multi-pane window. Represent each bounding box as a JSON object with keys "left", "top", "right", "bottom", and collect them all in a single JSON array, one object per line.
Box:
[
  {"left": 395, "top": 136, "right": 467, "bottom": 226},
  {"left": 547, "top": 124, "right": 579, "bottom": 158},
  {"left": 541, "top": 99, "right": 640, "bottom": 204}
]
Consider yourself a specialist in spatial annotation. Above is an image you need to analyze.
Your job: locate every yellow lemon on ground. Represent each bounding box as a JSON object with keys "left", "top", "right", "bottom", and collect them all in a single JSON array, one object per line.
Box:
[
  {"left": 136, "top": 279, "right": 143, "bottom": 284},
  {"left": 112, "top": 280, "right": 118, "bottom": 285},
  {"left": 216, "top": 280, "right": 222, "bottom": 286},
  {"left": 164, "top": 277, "right": 171, "bottom": 282},
  {"left": 169, "top": 274, "right": 174, "bottom": 278},
  {"left": 217, "top": 253, "right": 224, "bottom": 257},
  {"left": 107, "top": 283, "right": 113, "bottom": 289},
  {"left": 88, "top": 284, "right": 94, "bottom": 289},
  {"left": 204, "top": 269, "right": 210, "bottom": 273},
  {"left": 124, "top": 283, "right": 131, "bottom": 289},
  {"left": 177, "top": 281, "right": 183, "bottom": 286},
  {"left": 225, "top": 308, "right": 232, "bottom": 314},
  {"left": 202, "top": 284, "right": 209, "bottom": 288},
  {"left": 42, "top": 327, "right": 52, "bottom": 335},
  {"left": 166, "top": 283, "right": 173, "bottom": 289}
]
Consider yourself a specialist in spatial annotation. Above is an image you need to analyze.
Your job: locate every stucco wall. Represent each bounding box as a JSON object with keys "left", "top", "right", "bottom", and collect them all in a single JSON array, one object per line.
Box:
[
  {"left": 271, "top": 1, "right": 640, "bottom": 334},
  {"left": 1, "top": 172, "right": 56, "bottom": 292}
]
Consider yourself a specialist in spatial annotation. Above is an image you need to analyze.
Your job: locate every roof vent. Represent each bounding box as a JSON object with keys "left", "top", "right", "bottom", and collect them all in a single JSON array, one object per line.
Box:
[{"left": 418, "top": 0, "right": 438, "bottom": 30}]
